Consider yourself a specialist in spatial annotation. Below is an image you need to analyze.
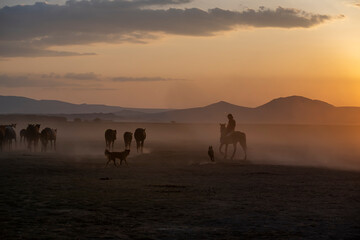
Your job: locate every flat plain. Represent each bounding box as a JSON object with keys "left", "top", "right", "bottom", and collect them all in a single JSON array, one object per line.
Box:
[{"left": 0, "top": 122, "right": 359, "bottom": 239}]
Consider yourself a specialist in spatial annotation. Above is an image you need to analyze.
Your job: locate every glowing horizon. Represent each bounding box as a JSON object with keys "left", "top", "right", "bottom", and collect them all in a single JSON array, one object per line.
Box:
[{"left": 0, "top": 0, "right": 359, "bottom": 108}]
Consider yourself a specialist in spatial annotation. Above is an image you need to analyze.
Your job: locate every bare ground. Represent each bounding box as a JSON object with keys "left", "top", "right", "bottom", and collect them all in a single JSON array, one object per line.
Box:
[
  {"left": 0, "top": 149, "right": 359, "bottom": 239},
  {"left": 1, "top": 122, "right": 360, "bottom": 239}
]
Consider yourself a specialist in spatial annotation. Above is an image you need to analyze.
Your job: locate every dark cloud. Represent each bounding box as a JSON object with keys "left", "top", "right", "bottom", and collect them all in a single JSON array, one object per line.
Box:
[
  {"left": 0, "top": 0, "right": 339, "bottom": 57},
  {"left": 63, "top": 72, "right": 100, "bottom": 80},
  {"left": 0, "top": 72, "right": 101, "bottom": 88},
  {"left": 0, "top": 74, "right": 74, "bottom": 88},
  {"left": 0, "top": 41, "right": 95, "bottom": 57},
  {"left": 0, "top": 72, "right": 181, "bottom": 88},
  {"left": 112, "top": 76, "right": 182, "bottom": 82},
  {"left": 0, "top": 0, "right": 66, "bottom": 8}
]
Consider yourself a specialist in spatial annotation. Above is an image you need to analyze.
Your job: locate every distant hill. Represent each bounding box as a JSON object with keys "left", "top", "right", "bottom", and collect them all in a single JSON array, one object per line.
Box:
[
  {"left": 1, "top": 95, "right": 360, "bottom": 124},
  {"left": 142, "top": 96, "right": 360, "bottom": 124},
  {"left": 0, "top": 95, "right": 167, "bottom": 114}
]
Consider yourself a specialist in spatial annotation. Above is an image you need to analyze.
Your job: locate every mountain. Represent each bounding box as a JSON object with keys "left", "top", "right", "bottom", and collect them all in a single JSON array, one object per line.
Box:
[
  {"left": 142, "top": 96, "right": 360, "bottom": 124},
  {"left": 2, "top": 95, "right": 360, "bottom": 124},
  {"left": 0, "top": 95, "right": 167, "bottom": 114}
]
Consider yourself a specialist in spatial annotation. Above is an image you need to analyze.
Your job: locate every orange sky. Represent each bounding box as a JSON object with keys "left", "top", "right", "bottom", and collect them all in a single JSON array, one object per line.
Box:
[{"left": 0, "top": 0, "right": 359, "bottom": 108}]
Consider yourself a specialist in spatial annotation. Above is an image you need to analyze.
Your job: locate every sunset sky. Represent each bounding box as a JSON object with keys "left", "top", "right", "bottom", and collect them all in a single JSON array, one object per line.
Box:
[{"left": 0, "top": 0, "right": 359, "bottom": 108}]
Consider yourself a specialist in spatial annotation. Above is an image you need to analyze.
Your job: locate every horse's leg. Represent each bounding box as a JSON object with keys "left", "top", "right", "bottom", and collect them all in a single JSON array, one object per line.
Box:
[
  {"left": 231, "top": 143, "right": 237, "bottom": 160},
  {"left": 136, "top": 141, "right": 139, "bottom": 153},
  {"left": 224, "top": 144, "right": 228, "bottom": 159},
  {"left": 240, "top": 135, "right": 247, "bottom": 161},
  {"left": 105, "top": 159, "right": 110, "bottom": 167},
  {"left": 219, "top": 143, "right": 224, "bottom": 155},
  {"left": 54, "top": 139, "right": 56, "bottom": 151},
  {"left": 141, "top": 140, "right": 144, "bottom": 153},
  {"left": 242, "top": 145, "right": 247, "bottom": 161},
  {"left": 35, "top": 139, "right": 38, "bottom": 152}
]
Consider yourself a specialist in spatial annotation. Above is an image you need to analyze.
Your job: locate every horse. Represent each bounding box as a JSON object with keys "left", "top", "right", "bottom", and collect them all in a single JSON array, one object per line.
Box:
[
  {"left": 40, "top": 128, "right": 57, "bottom": 152},
  {"left": 123, "top": 132, "right": 133, "bottom": 150},
  {"left": 134, "top": 128, "right": 146, "bottom": 153},
  {"left": 4, "top": 124, "right": 17, "bottom": 150},
  {"left": 26, "top": 124, "right": 41, "bottom": 151},
  {"left": 0, "top": 124, "right": 16, "bottom": 151},
  {"left": 20, "top": 129, "right": 27, "bottom": 145},
  {"left": 0, "top": 126, "right": 5, "bottom": 152},
  {"left": 105, "top": 129, "right": 117, "bottom": 150},
  {"left": 40, "top": 129, "right": 49, "bottom": 152},
  {"left": 219, "top": 124, "right": 247, "bottom": 160}
]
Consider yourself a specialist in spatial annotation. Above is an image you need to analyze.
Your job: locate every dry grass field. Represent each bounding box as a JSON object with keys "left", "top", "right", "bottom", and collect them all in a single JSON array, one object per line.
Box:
[{"left": 0, "top": 122, "right": 359, "bottom": 239}]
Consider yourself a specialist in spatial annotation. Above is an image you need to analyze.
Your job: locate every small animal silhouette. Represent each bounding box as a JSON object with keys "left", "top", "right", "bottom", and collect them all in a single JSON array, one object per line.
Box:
[
  {"left": 104, "top": 149, "right": 130, "bottom": 167},
  {"left": 208, "top": 146, "right": 215, "bottom": 162}
]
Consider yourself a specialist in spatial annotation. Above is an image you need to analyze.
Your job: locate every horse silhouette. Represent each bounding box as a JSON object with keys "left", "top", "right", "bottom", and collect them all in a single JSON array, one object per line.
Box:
[
  {"left": 219, "top": 124, "right": 247, "bottom": 160},
  {"left": 105, "top": 129, "right": 117, "bottom": 150},
  {"left": 20, "top": 129, "right": 27, "bottom": 145},
  {"left": 4, "top": 124, "right": 17, "bottom": 150},
  {"left": 0, "top": 126, "right": 5, "bottom": 152},
  {"left": 26, "top": 124, "right": 41, "bottom": 151},
  {"left": 123, "top": 132, "right": 133, "bottom": 150},
  {"left": 134, "top": 128, "right": 146, "bottom": 153},
  {"left": 40, "top": 128, "right": 57, "bottom": 152},
  {"left": 0, "top": 124, "right": 16, "bottom": 151}
]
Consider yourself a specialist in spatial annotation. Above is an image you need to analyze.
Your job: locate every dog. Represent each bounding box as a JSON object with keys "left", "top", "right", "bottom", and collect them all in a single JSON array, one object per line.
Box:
[
  {"left": 104, "top": 149, "right": 130, "bottom": 167},
  {"left": 208, "top": 146, "right": 215, "bottom": 162}
]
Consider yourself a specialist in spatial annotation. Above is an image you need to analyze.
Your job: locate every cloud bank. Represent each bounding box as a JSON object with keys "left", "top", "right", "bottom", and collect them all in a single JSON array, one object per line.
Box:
[
  {"left": 0, "top": 0, "right": 339, "bottom": 57},
  {"left": 112, "top": 76, "right": 182, "bottom": 82},
  {"left": 0, "top": 72, "right": 181, "bottom": 88}
]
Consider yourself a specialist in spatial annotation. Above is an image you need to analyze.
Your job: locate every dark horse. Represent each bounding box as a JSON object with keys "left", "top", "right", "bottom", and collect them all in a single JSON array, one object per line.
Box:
[
  {"left": 123, "top": 132, "right": 133, "bottom": 150},
  {"left": 105, "top": 129, "right": 117, "bottom": 150},
  {"left": 20, "top": 129, "right": 27, "bottom": 145},
  {"left": 26, "top": 124, "right": 41, "bottom": 151},
  {"left": 134, "top": 128, "right": 146, "bottom": 153},
  {"left": 40, "top": 128, "right": 57, "bottom": 152},
  {"left": 219, "top": 124, "right": 247, "bottom": 160},
  {"left": 4, "top": 124, "right": 17, "bottom": 150},
  {"left": 0, "top": 126, "right": 5, "bottom": 152}
]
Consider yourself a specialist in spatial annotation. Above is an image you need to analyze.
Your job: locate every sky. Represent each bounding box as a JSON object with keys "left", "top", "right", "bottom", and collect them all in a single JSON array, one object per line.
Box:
[{"left": 0, "top": 0, "right": 359, "bottom": 108}]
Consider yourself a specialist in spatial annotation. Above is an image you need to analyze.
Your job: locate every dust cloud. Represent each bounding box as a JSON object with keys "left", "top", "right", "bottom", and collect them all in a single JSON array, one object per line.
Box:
[{"left": 8, "top": 121, "right": 360, "bottom": 171}]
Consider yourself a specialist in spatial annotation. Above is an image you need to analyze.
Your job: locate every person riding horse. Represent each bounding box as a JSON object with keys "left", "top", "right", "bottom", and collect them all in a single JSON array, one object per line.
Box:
[
  {"left": 219, "top": 114, "right": 247, "bottom": 160},
  {"left": 226, "top": 114, "right": 236, "bottom": 136}
]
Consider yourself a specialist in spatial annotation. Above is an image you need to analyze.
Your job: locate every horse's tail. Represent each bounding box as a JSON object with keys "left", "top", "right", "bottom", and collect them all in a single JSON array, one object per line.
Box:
[{"left": 237, "top": 132, "right": 247, "bottom": 151}]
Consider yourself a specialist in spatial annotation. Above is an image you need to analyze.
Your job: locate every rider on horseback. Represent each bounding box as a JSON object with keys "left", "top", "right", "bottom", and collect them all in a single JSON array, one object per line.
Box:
[{"left": 226, "top": 113, "right": 236, "bottom": 136}]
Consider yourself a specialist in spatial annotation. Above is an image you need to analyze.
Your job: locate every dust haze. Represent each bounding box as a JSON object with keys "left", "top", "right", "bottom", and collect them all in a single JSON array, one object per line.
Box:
[
  {"left": 8, "top": 120, "right": 360, "bottom": 171},
  {"left": 2, "top": 120, "right": 360, "bottom": 239}
]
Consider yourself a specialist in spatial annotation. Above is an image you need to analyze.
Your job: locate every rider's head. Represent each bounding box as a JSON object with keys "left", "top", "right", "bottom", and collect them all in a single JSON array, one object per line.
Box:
[{"left": 227, "top": 114, "right": 233, "bottom": 119}]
